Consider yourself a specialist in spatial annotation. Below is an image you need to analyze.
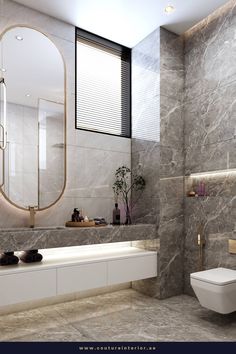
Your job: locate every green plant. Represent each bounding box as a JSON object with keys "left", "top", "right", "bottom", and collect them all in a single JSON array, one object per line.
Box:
[{"left": 113, "top": 166, "right": 145, "bottom": 224}]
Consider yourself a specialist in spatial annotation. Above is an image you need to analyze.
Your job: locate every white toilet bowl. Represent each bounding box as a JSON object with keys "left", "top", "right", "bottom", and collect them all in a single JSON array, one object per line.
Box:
[{"left": 190, "top": 267, "right": 236, "bottom": 314}]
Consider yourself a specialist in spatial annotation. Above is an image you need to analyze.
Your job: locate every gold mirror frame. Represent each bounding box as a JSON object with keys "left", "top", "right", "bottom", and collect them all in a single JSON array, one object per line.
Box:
[{"left": 0, "top": 25, "right": 67, "bottom": 211}]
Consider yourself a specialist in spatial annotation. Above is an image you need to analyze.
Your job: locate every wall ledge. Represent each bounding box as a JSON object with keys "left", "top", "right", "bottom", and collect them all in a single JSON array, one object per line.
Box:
[{"left": 0, "top": 224, "right": 158, "bottom": 252}]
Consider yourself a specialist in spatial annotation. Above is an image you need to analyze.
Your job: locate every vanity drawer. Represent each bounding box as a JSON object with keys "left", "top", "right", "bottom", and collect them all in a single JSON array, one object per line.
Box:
[
  {"left": 107, "top": 254, "right": 157, "bottom": 285},
  {"left": 57, "top": 262, "right": 107, "bottom": 295},
  {"left": 0, "top": 269, "right": 56, "bottom": 307}
]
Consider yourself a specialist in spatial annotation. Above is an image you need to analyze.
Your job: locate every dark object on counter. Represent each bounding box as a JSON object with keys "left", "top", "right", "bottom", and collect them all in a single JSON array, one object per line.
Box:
[
  {"left": 94, "top": 217, "right": 107, "bottom": 226},
  {"left": 0, "top": 252, "right": 19, "bottom": 266},
  {"left": 20, "top": 250, "right": 43, "bottom": 263},
  {"left": 112, "top": 203, "right": 120, "bottom": 225},
  {"left": 72, "top": 208, "right": 84, "bottom": 222},
  {"left": 72, "top": 208, "right": 80, "bottom": 222}
]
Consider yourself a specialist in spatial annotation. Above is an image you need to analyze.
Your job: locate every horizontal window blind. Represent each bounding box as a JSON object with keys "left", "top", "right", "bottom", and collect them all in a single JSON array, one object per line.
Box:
[{"left": 76, "top": 30, "right": 131, "bottom": 138}]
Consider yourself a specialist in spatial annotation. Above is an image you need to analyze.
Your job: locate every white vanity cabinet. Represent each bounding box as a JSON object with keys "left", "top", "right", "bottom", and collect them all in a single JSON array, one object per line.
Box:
[
  {"left": 107, "top": 254, "right": 157, "bottom": 285},
  {"left": 0, "top": 246, "right": 157, "bottom": 308},
  {"left": 57, "top": 262, "right": 107, "bottom": 295},
  {"left": 0, "top": 269, "right": 57, "bottom": 307}
]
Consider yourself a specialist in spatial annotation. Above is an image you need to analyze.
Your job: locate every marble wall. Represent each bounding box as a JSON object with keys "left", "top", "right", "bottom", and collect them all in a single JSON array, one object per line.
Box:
[
  {"left": 132, "top": 28, "right": 184, "bottom": 299},
  {"left": 133, "top": 0, "right": 236, "bottom": 298},
  {"left": 131, "top": 28, "right": 160, "bottom": 225},
  {"left": 0, "top": 0, "right": 131, "bottom": 228},
  {"left": 183, "top": 0, "right": 236, "bottom": 295},
  {"left": 159, "top": 28, "right": 184, "bottom": 299}
]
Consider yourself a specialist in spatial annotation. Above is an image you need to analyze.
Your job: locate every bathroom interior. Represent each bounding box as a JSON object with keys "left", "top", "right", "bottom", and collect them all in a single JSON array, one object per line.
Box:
[{"left": 0, "top": 0, "right": 236, "bottom": 342}]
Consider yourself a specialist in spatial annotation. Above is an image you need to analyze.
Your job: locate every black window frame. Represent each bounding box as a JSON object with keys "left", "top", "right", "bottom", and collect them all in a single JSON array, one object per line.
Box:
[{"left": 75, "top": 27, "right": 131, "bottom": 138}]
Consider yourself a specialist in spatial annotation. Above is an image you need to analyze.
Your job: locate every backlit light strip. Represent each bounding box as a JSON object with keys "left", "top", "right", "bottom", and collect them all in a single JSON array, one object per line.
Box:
[{"left": 189, "top": 169, "right": 236, "bottom": 178}]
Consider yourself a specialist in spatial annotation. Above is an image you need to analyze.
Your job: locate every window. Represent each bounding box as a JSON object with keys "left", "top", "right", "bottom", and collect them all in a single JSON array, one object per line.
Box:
[{"left": 76, "top": 29, "right": 131, "bottom": 138}]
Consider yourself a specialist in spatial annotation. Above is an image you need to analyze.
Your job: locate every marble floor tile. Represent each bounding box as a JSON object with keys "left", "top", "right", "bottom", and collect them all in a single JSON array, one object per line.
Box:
[
  {"left": 160, "top": 295, "right": 236, "bottom": 341},
  {"left": 51, "top": 290, "right": 133, "bottom": 323},
  {"left": 72, "top": 308, "right": 159, "bottom": 342},
  {"left": 0, "top": 289, "right": 236, "bottom": 342},
  {"left": 0, "top": 306, "right": 68, "bottom": 341},
  {"left": 8, "top": 324, "right": 89, "bottom": 342}
]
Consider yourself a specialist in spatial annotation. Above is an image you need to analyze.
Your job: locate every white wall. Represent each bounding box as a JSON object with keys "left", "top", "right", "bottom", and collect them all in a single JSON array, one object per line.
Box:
[{"left": 0, "top": 0, "right": 131, "bottom": 228}]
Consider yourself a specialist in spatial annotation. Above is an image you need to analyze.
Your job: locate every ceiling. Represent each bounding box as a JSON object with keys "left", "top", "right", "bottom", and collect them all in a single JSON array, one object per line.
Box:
[{"left": 14, "top": 0, "right": 230, "bottom": 47}]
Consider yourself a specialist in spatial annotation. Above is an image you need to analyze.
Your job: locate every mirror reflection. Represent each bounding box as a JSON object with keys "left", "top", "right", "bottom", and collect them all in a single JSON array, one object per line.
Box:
[{"left": 0, "top": 26, "right": 65, "bottom": 210}]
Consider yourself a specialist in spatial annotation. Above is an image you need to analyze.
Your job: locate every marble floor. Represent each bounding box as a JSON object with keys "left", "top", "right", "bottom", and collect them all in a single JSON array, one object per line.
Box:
[{"left": 0, "top": 289, "right": 236, "bottom": 342}]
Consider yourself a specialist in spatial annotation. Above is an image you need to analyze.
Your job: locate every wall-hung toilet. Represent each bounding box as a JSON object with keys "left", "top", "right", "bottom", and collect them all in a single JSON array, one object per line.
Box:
[{"left": 190, "top": 267, "right": 236, "bottom": 314}]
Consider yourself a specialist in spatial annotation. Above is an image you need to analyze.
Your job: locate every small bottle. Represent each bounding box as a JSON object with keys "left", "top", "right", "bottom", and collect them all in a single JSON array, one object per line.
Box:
[
  {"left": 197, "top": 182, "right": 202, "bottom": 196},
  {"left": 201, "top": 182, "right": 206, "bottom": 196},
  {"left": 197, "top": 181, "right": 205, "bottom": 196},
  {"left": 113, "top": 203, "right": 120, "bottom": 225}
]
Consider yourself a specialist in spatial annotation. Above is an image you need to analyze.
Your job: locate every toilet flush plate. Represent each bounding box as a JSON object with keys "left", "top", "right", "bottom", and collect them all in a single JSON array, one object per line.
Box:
[{"left": 229, "top": 239, "right": 236, "bottom": 254}]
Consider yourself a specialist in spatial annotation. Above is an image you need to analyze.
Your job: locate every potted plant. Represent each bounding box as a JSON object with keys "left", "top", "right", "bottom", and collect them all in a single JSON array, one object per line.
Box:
[{"left": 112, "top": 165, "right": 145, "bottom": 225}]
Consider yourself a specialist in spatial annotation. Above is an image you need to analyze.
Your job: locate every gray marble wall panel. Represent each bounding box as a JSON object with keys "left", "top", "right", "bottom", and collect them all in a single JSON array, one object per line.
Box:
[
  {"left": 185, "top": 140, "right": 234, "bottom": 176},
  {"left": 184, "top": 85, "right": 236, "bottom": 148},
  {"left": 205, "top": 232, "right": 236, "bottom": 270},
  {"left": 132, "top": 277, "right": 161, "bottom": 298},
  {"left": 160, "top": 96, "right": 184, "bottom": 150},
  {"left": 159, "top": 179, "right": 184, "bottom": 298},
  {"left": 131, "top": 139, "right": 160, "bottom": 224},
  {"left": 158, "top": 28, "right": 184, "bottom": 299},
  {"left": 184, "top": 0, "right": 236, "bottom": 102},
  {"left": 131, "top": 28, "right": 160, "bottom": 226},
  {"left": 131, "top": 29, "right": 160, "bottom": 296},
  {"left": 160, "top": 28, "right": 184, "bottom": 102},
  {"left": 183, "top": 0, "right": 236, "bottom": 295},
  {"left": 132, "top": 28, "right": 160, "bottom": 143},
  {"left": 160, "top": 147, "right": 184, "bottom": 179},
  {"left": 132, "top": 27, "right": 184, "bottom": 299}
]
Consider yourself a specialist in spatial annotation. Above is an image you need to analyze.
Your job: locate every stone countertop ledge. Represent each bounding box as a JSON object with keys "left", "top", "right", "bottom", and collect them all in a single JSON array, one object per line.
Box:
[{"left": 0, "top": 224, "right": 157, "bottom": 252}]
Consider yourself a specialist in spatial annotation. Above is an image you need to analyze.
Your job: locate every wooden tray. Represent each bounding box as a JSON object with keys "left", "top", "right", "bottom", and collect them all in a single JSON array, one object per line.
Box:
[{"left": 65, "top": 221, "right": 95, "bottom": 227}]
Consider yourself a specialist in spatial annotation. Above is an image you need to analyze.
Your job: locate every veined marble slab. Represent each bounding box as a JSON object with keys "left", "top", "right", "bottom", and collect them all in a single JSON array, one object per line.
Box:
[{"left": 0, "top": 224, "right": 157, "bottom": 252}]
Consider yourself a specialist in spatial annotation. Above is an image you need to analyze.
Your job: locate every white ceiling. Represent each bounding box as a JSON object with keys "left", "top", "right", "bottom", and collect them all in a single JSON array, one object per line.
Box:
[{"left": 14, "top": 0, "right": 230, "bottom": 47}]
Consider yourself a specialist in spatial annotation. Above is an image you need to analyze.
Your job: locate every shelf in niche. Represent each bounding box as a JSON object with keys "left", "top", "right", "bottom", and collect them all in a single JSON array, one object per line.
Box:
[
  {"left": 185, "top": 195, "right": 209, "bottom": 199},
  {"left": 185, "top": 195, "right": 230, "bottom": 200},
  {"left": 185, "top": 169, "right": 236, "bottom": 199},
  {"left": 186, "top": 168, "right": 236, "bottom": 178}
]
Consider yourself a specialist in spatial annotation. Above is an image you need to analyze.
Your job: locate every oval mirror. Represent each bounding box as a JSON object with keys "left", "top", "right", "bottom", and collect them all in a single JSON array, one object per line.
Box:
[{"left": 0, "top": 26, "right": 66, "bottom": 210}]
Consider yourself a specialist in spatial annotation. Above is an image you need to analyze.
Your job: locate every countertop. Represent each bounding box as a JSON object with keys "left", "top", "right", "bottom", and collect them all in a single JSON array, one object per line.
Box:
[{"left": 0, "top": 224, "right": 157, "bottom": 252}]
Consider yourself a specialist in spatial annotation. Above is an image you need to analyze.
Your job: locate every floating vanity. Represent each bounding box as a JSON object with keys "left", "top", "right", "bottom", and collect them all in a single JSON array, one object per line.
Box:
[{"left": 0, "top": 224, "right": 158, "bottom": 310}]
